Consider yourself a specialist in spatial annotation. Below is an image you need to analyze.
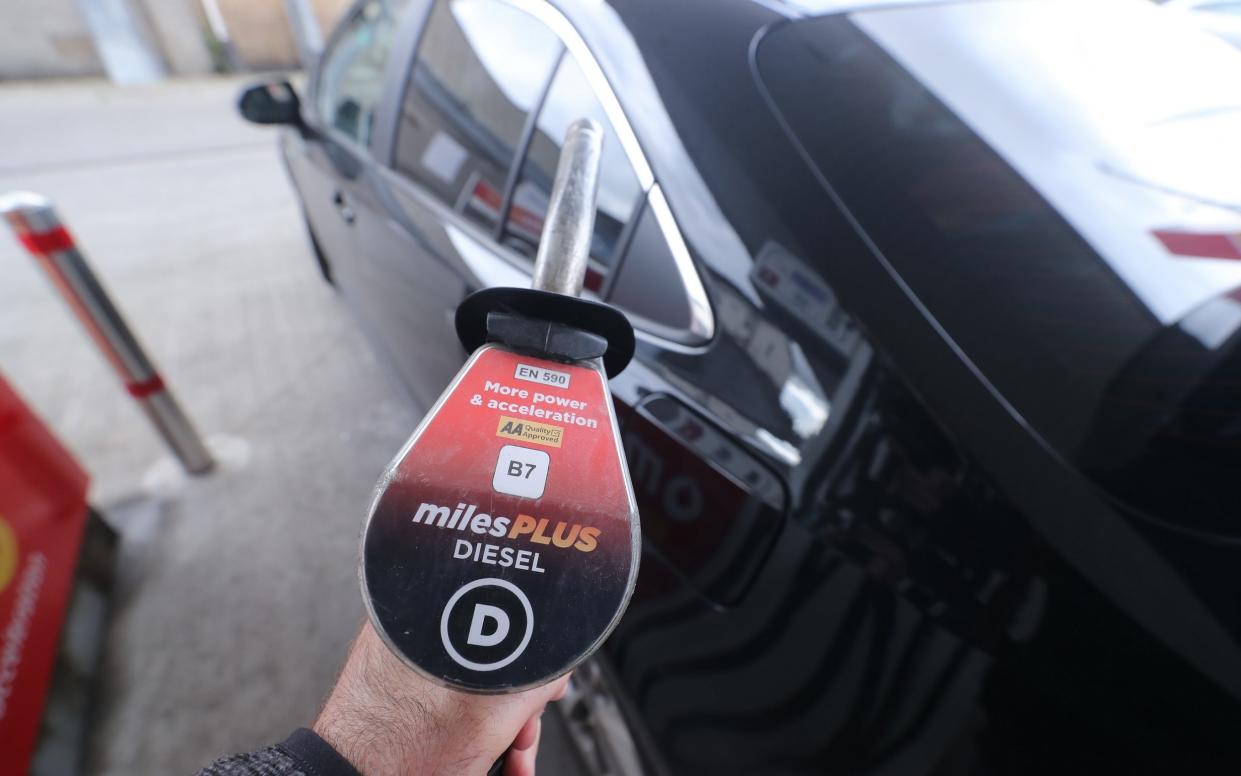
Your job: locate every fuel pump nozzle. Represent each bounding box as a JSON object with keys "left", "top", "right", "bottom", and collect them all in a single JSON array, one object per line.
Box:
[
  {"left": 533, "top": 118, "right": 602, "bottom": 296},
  {"left": 360, "top": 120, "right": 641, "bottom": 694},
  {"left": 455, "top": 119, "right": 634, "bottom": 379}
]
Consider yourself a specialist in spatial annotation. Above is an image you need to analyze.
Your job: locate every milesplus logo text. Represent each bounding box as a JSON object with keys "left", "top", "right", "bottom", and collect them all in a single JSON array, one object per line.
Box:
[{"left": 412, "top": 501, "right": 599, "bottom": 552}]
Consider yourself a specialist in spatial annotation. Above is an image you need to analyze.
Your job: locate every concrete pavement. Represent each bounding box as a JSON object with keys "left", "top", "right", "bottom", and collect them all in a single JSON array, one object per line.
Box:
[{"left": 0, "top": 76, "right": 582, "bottom": 775}]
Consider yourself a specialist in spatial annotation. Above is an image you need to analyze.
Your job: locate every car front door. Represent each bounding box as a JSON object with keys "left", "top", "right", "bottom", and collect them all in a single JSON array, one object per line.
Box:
[{"left": 287, "top": 0, "right": 408, "bottom": 308}]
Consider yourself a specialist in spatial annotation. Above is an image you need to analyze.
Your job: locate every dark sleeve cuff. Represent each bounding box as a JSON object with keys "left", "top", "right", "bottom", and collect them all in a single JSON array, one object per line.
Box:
[{"left": 277, "top": 728, "right": 364, "bottom": 776}]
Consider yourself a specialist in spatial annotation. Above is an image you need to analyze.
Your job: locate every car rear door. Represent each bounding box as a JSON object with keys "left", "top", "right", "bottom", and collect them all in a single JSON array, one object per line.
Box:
[
  {"left": 363, "top": 0, "right": 710, "bottom": 408},
  {"left": 359, "top": 0, "right": 565, "bottom": 406},
  {"left": 359, "top": 0, "right": 765, "bottom": 597},
  {"left": 368, "top": 0, "right": 749, "bottom": 604}
]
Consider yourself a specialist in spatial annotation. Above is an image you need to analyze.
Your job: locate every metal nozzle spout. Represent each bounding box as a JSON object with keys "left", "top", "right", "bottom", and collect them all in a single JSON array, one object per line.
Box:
[{"left": 531, "top": 118, "right": 604, "bottom": 298}]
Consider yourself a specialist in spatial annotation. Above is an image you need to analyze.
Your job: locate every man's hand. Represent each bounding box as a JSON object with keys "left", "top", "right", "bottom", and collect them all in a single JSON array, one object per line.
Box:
[{"left": 313, "top": 622, "right": 570, "bottom": 776}]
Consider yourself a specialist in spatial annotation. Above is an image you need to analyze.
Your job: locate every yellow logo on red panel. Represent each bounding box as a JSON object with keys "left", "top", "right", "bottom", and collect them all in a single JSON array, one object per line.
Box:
[
  {"left": 0, "top": 516, "right": 17, "bottom": 594},
  {"left": 496, "top": 416, "right": 564, "bottom": 448}
]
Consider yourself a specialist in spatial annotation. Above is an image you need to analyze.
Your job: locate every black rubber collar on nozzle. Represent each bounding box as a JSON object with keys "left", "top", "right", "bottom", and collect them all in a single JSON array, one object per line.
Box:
[{"left": 455, "top": 287, "right": 635, "bottom": 378}]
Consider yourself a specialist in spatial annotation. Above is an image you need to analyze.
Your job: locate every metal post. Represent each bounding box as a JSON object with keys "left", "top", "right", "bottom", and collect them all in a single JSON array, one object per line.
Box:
[
  {"left": 283, "top": 0, "right": 324, "bottom": 69},
  {"left": 1, "top": 191, "right": 214, "bottom": 475},
  {"left": 200, "top": 0, "right": 244, "bottom": 72},
  {"left": 531, "top": 119, "right": 604, "bottom": 297}
]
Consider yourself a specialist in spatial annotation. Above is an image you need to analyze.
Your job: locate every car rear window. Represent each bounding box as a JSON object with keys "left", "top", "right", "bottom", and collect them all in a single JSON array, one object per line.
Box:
[{"left": 756, "top": 1, "right": 1241, "bottom": 536}]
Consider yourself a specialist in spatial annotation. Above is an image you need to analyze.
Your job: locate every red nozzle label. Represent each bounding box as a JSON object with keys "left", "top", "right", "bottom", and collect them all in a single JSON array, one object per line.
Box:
[{"left": 361, "top": 345, "right": 639, "bottom": 692}]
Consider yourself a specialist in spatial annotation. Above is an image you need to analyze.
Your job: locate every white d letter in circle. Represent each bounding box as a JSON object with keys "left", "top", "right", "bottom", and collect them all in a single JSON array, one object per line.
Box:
[
  {"left": 440, "top": 578, "right": 533, "bottom": 672},
  {"left": 468, "top": 604, "right": 510, "bottom": 647}
]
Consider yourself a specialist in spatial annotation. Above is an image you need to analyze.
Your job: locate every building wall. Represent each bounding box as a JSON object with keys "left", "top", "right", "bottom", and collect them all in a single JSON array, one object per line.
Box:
[
  {"left": 139, "top": 0, "right": 214, "bottom": 76},
  {"left": 0, "top": 0, "right": 103, "bottom": 79},
  {"left": 219, "top": 0, "right": 301, "bottom": 70},
  {"left": 0, "top": 0, "right": 354, "bottom": 80},
  {"left": 220, "top": 0, "right": 354, "bottom": 71},
  {"left": 311, "top": 0, "right": 356, "bottom": 41}
]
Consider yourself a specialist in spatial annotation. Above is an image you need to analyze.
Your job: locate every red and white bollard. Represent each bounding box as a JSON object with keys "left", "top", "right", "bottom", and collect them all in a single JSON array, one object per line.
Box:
[{"left": 1, "top": 191, "right": 214, "bottom": 475}]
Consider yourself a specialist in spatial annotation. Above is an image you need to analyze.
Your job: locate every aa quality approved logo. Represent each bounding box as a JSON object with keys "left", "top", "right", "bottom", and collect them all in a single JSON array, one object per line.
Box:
[{"left": 440, "top": 578, "right": 533, "bottom": 671}]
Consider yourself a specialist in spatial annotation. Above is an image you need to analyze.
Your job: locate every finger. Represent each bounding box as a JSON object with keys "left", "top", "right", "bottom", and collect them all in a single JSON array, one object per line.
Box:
[
  {"left": 503, "top": 719, "right": 541, "bottom": 776},
  {"left": 511, "top": 713, "right": 541, "bottom": 752},
  {"left": 549, "top": 674, "right": 571, "bottom": 702}
]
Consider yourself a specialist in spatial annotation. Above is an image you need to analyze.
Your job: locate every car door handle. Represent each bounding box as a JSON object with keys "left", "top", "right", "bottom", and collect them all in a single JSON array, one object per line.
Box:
[{"left": 332, "top": 190, "right": 356, "bottom": 225}]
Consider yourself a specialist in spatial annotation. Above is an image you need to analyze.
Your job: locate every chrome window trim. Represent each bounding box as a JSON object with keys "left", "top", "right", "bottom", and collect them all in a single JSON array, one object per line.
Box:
[
  {"left": 645, "top": 183, "right": 716, "bottom": 342},
  {"left": 503, "top": 0, "right": 654, "bottom": 190}
]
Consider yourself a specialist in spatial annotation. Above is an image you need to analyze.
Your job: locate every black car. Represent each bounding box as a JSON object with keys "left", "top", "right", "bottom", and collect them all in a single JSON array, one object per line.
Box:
[{"left": 239, "top": 0, "right": 1241, "bottom": 772}]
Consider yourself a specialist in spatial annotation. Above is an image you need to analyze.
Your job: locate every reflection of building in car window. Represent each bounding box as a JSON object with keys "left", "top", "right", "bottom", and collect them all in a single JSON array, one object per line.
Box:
[
  {"left": 392, "top": 0, "right": 643, "bottom": 292},
  {"left": 394, "top": 0, "right": 561, "bottom": 233},
  {"left": 317, "top": 0, "right": 408, "bottom": 146},
  {"left": 505, "top": 55, "right": 642, "bottom": 284}
]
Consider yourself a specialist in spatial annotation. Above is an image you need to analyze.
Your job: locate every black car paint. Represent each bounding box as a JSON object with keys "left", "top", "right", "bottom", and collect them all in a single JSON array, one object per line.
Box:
[{"left": 268, "top": 0, "right": 1241, "bottom": 772}]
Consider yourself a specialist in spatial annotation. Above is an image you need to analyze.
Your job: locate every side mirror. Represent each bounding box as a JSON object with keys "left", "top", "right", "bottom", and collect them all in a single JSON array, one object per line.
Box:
[{"left": 237, "top": 80, "right": 304, "bottom": 128}]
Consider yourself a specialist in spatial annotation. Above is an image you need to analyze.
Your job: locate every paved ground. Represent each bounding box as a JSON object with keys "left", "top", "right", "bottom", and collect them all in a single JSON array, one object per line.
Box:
[{"left": 0, "top": 77, "right": 581, "bottom": 775}]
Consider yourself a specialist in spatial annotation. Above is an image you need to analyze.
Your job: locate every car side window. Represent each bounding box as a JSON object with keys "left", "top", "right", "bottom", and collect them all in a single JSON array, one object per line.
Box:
[
  {"left": 316, "top": 0, "right": 410, "bottom": 146},
  {"left": 502, "top": 55, "right": 643, "bottom": 293},
  {"left": 393, "top": 0, "right": 563, "bottom": 232}
]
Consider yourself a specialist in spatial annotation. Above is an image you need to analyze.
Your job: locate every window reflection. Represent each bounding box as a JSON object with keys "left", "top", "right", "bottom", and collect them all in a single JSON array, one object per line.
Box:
[
  {"left": 394, "top": 0, "right": 562, "bottom": 232},
  {"left": 503, "top": 55, "right": 642, "bottom": 291}
]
